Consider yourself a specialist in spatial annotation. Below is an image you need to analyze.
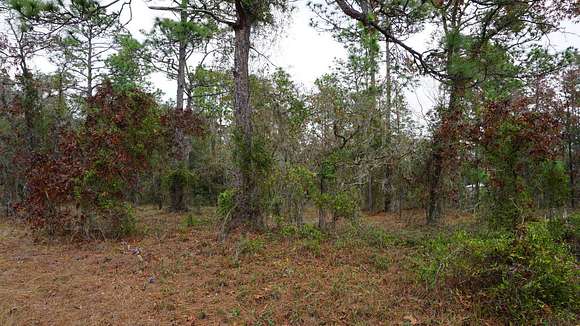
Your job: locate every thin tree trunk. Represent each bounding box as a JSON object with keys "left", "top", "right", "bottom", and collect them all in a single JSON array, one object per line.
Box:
[
  {"left": 176, "top": 0, "right": 187, "bottom": 111},
  {"left": 362, "top": 0, "right": 378, "bottom": 214},
  {"left": 87, "top": 29, "right": 93, "bottom": 99},
  {"left": 383, "top": 36, "right": 392, "bottom": 213},
  {"left": 170, "top": 175, "right": 185, "bottom": 212},
  {"left": 22, "top": 70, "right": 37, "bottom": 152},
  {"left": 567, "top": 101, "right": 576, "bottom": 208},
  {"left": 318, "top": 172, "right": 327, "bottom": 230},
  {"left": 155, "top": 172, "right": 163, "bottom": 210},
  {"left": 367, "top": 52, "right": 377, "bottom": 213}
]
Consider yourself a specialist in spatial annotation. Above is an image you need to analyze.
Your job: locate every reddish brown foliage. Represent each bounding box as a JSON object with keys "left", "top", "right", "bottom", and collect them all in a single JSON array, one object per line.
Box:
[
  {"left": 20, "top": 83, "right": 173, "bottom": 235},
  {"left": 23, "top": 132, "right": 84, "bottom": 227},
  {"left": 160, "top": 108, "right": 205, "bottom": 161},
  {"left": 472, "top": 97, "right": 563, "bottom": 160}
]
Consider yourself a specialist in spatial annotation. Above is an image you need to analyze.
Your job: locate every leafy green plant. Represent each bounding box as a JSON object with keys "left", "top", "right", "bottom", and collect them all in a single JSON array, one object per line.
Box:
[
  {"left": 474, "top": 101, "right": 564, "bottom": 229},
  {"left": 534, "top": 160, "right": 570, "bottom": 209},
  {"left": 217, "top": 189, "right": 235, "bottom": 218},
  {"left": 300, "top": 238, "right": 321, "bottom": 257},
  {"left": 237, "top": 236, "right": 265, "bottom": 256},
  {"left": 181, "top": 213, "right": 212, "bottom": 229},
  {"left": 357, "top": 224, "right": 397, "bottom": 249},
  {"left": 116, "top": 204, "right": 137, "bottom": 236},
  {"left": 278, "top": 223, "right": 324, "bottom": 241},
  {"left": 417, "top": 222, "right": 579, "bottom": 323},
  {"left": 370, "top": 253, "right": 390, "bottom": 271},
  {"left": 162, "top": 167, "right": 196, "bottom": 190},
  {"left": 297, "top": 224, "right": 323, "bottom": 241}
]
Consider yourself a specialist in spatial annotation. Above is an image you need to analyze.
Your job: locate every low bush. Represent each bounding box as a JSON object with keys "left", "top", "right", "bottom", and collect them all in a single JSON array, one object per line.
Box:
[
  {"left": 278, "top": 223, "right": 324, "bottom": 241},
  {"left": 355, "top": 224, "right": 398, "bottom": 249},
  {"left": 547, "top": 212, "right": 580, "bottom": 254},
  {"left": 181, "top": 213, "right": 212, "bottom": 229},
  {"left": 217, "top": 189, "right": 235, "bottom": 219},
  {"left": 21, "top": 84, "right": 164, "bottom": 239},
  {"left": 300, "top": 238, "right": 321, "bottom": 257},
  {"left": 417, "top": 221, "right": 579, "bottom": 323},
  {"left": 370, "top": 253, "right": 390, "bottom": 271},
  {"left": 236, "top": 236, "right": 265, "bottom": 256}
]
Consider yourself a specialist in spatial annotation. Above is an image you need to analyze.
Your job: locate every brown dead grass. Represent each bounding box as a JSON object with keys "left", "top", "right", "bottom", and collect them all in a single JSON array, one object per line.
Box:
[{"left": 0, "top": 207, "right": 493, "bottom": 325}]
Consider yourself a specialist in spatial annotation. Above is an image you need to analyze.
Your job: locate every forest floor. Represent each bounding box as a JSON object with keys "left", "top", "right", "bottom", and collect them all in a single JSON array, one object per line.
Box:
[{"left": 0, "top": 206, "right": 495, "bottom": 325}]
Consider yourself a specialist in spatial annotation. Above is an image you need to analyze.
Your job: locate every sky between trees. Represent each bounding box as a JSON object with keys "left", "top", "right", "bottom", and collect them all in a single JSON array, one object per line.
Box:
[
  {"left": 125, "top": 0, "right": 580, "bottom": 124},
  {"left": 24, "top": 0, "right": 580, "bottom": 127}
]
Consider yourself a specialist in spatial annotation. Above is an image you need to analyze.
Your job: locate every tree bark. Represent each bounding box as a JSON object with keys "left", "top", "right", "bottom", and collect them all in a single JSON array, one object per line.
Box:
[
  {"left": 426, "top": 7, "right": 463, "bottom": 223},
  {"left": 229, "top": 2, "right": 261, "bottom": 229},
  {"left": 318, "top": 171, "right": 327, "bottom": 230},
  {"left": 567, "top": 99, "right": 576, "bottom": 208},
  {"left": 170, "top": 174, "right": 186, "bottom": 212},
  {"left": 176, "top": 0, "right": 187, "bottom": 111},
  {"left": 427, "top": 81, "right": 464, "bottom": 223},
  {"left": 155, "top": 172, "right": 163, "bottom": 210},
  {"left": 86, "top": 29, "right": 93, "bottom": 99},
  {"left": 168, "top": 1, "right": 190, "bottom": 213},
  {"left": 383, "top": 36, "right": 392, "bottom": 213},
  {"left": 21, "top": 69, "right": 37, "bottom": 152}
]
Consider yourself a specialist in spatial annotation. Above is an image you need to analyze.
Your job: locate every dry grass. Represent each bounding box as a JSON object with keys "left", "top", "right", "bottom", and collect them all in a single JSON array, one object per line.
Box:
[{"left": 0, "top": 206, "right": 493, "bottom": 325}]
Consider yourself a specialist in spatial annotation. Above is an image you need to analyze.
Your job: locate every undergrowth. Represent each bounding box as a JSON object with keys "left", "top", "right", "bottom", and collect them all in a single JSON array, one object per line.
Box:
[{"left": 416, "top": 218, "right": 579, "bottom": 323}]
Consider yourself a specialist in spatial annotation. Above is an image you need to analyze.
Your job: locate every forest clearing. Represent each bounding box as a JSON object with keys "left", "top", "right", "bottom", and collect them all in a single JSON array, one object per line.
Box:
[
  {"left": 0, "top": 0, "right": 579, "bottom": 324},
  {"left": 1, "top": 207, "right": 500, "bottom": 325}
]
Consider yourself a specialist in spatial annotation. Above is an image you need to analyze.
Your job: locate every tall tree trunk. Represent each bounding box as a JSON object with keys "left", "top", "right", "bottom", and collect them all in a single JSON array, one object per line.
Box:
[
  {"left": 318, "top": 172, "right": 327, "bottom": 230},
  {"left": 367, "top": 59, "right": 376, "bottom": 212},
  {"left": 87, "top": 29, "right": 93, "bottom": 99},
  {"left": 170, "top": 174, "right": 186, "bottom": 212},
  {"left": 359, "top": 0, "right": 381, "bottom": 213},
  {"left": 155, "top": 172, "right": 163, "bottom": 210},
  {"left": 567, "top": 101, "right": 576, "bottom": 209},
  {"left": 383, "top": 36, "right": 392, "bottom": 213},
  {"left": 395, "top": 82, "right": 403, "bottom": 217},
  {"left": 427, "top": 13, "right": 462, "bottom": 223},
  {"left": 169, "top": 2, "right": 189, "bottom": 212},
  {"left": 18, "top": 61, "right": 38, "bottom": 209},
  {"left": 21, "top": 69, "right": 37, "bottom": 152},
  {"left": 427, "top": 81, "right": 464, "bottom": 223},
  {"left": 176, "top": 0, "right": 187, "bottom": 111},
  {"left": 230, "top": 4, "right": 261, "bottom": 229}
]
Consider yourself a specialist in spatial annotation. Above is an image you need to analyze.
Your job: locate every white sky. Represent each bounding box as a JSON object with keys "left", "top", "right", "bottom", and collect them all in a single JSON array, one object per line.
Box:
[
  {"left": 127, "top": 0, "right": 348, "bottom": 93},
  {"left": 124, "top": 0, "right": 579, "bottom": 125},
  {"left": 25, "top": 0, "right": 580, "bottom": 124}
]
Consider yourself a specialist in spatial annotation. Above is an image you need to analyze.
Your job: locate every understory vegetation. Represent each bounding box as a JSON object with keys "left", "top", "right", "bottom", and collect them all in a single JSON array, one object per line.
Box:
[{"left": 0, "top": 0, "right": 578, "bottom": 324}]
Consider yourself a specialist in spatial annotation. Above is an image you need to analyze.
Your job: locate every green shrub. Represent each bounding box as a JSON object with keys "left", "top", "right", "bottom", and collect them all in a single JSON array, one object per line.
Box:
[
  {"left": 357, "top": 224, "right": 397, "bottom": 249},
  {"left": 237, "top": 236, "right": 265, "bottom": 256},
  {"left": 418, "top": 222, "right": 579, "bottom": 323},
  {"left": 278, "top": 223, "right": 324, "bottom": 241},
  {"left": 278, "top": 224, "right": 298, "bottom": 237},
  {"left": 547, "top": 213, "right": 580, "bottom": 247},
  {"left": 300, "top": 238, "right": 321, "bottom": 257},
  {"left": 217, "top": 189, "right": 235, "bottom": 218},
  {"left": 510, "top": 223, "right": 578, "bottom": 316},
  {"left": 331, "top": 191, "right": 359, "bottom": 220},
  {"left": 370, "top": 253, "right": 390, "bottom": 271},
  {"left": 297, "top": 224, "right": 323, "bottom": 241},
  {"left": 181, "top": 213, "right": 212, "bottom": 229},
  {"left": 535, "top": 160, "right": 569, "bottom": 209},
  {"left": 162, "top": 166, "right": 196, "bottom": 191},
  {"left": 313, "top": 190, "right": 360, "bottom": 221},
  {"left": 117, "top": 204, "right": 137, "bottom": 236}
]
